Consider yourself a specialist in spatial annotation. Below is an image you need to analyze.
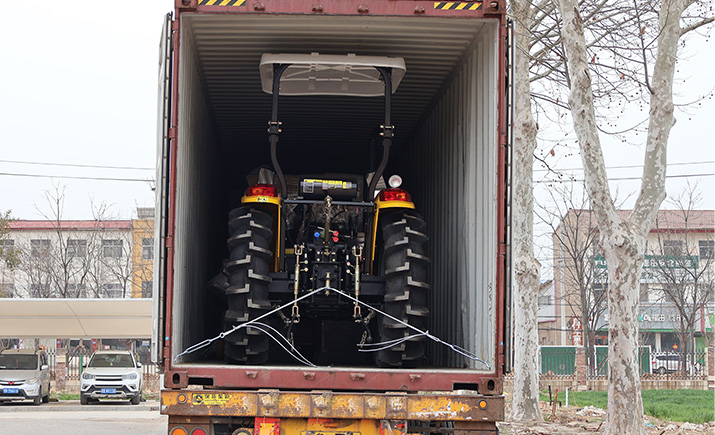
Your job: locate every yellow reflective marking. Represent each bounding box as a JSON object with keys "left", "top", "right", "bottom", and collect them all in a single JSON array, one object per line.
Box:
[
  {"left": 199, "top": 0, "right": 246, "bottom": 4},
  {"left": 434, "top": 1, "right": 482, "bottom": 10},
  {"left": 241, "top": 195, "right": 280, "bottom": 206},
  {"left": 275, "top": 199, "right": 282, "bottom": 272},
  {"left": 370, "top": 208, "right": 380, "bottom": 274},
  {"left": 375, "top": 200, "right": 415, "bottom": 210}
]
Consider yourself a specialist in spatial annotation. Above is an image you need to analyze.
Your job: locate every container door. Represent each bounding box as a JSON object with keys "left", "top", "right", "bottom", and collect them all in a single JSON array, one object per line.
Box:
[
  {"left": 504, "top": 18, "right": 514, "bottom": 374},
  {"left": 151, "top": 12, "right": 173, "bottom": 367}
]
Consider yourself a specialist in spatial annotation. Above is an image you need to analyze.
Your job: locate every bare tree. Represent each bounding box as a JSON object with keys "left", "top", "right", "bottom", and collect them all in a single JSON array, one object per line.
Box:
[
  {"left": 554, "top": 0, "right": 713, "bottom": 433},
  {"left": 509, "top": 0, "right": 630, "bottom": 418},
  {"left": 12, "top": 185, "right": 136, "bottom": 299},
  {"left": 536, "top": 184, "right": 609, "bottom": 377},
  {"left": 509, "top": 0, "right": 544, "bottom": 421},
  {"left": 649, "top": 186, "right": 714, "bottom": 370},
  {"left": 0, "top": 210, "right": 20, "bottom": 298},
  {"left": 13, "top": 186, "right": 89, "bottom": 298},
  {"left": 100, "top": 234, "right": 135, "bottom": 298}
]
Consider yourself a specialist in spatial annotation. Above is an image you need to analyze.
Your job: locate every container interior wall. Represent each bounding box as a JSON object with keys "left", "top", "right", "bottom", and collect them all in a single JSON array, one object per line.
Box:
[
  {"left": 400, "top": 23, "right": 498, "bottom": 369},
  {"left": 170, "top": 13, "right": 500, "bottom": 370},
  {"left": 172, "top": 23, "right": 226, "bottom": 361}
]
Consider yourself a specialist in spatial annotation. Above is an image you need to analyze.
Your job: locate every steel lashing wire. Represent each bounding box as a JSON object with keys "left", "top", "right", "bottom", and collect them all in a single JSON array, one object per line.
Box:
[
  {"left": 245, "top": 321, "right": 317, "bottom": 367},
  {"left": 174, "top": 287, "right": 326, "bottom": 362},
  {"left": 356, "top": 333, "right": 429, "bottom": 352},
  {"left": 175, "top": 286, "right": 491, "bottom": 370},
  {"left": 333, "top": 290, "right": 492, "bottom": 369}
]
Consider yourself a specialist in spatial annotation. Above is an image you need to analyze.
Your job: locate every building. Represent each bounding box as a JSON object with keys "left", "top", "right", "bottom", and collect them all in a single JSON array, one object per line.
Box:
[
  {"left": 536, "top": 279, "right": 560, "bottom": 346},
  {"left": 131, "top": 207, "right": 155, "bottom": 298},
  {"left": 544, "top": 209, "right": 714, "bottom": 353},
  {"left": 0, "top": 209, "right": 155, "bottom": 300}
]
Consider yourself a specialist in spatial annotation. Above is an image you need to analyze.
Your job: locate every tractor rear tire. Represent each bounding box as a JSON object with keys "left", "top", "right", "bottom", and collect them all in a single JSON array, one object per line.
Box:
[
  {"left": 376, "top": 210, "right": 430, "bottom": 368},
  {"left": 223, "top": 206, "right": 273, "bottom": 364}
]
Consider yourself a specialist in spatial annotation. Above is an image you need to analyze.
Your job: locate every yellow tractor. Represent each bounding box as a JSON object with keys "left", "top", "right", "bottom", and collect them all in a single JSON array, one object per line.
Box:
[{"left": 222, "top": 54, "right": 429, "bottom": 368}]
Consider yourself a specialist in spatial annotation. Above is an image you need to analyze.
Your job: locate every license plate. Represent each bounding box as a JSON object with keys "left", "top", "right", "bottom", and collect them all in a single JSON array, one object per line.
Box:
[
  {"left": 3, "top": 388, "right": 19, "bottom": 394},
  {"left": 100, "top": 388, "right": 117, "bottom": 394}
]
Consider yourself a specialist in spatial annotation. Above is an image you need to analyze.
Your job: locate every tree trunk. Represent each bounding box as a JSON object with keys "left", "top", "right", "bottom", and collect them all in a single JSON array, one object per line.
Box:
[
  {"left": 581, "top": 289, "right": 592, "bottom": 376},
  {"left": 509, "top": 0, "right": 542, "bottom": 422},
  {"left": 554, "top": 0, "right": 689, "bottom": 431},
  {"left": 511, "top": 259, "right": 542, "bottom": 420},
  {"left": 601, "top": 225, "right": 647, "bottom": 435}
]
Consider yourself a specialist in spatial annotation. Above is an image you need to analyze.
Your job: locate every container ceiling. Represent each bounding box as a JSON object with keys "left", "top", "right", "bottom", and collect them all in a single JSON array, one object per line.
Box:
[{"left": 181, "top": 14, "right": 490, "bottom": 178}]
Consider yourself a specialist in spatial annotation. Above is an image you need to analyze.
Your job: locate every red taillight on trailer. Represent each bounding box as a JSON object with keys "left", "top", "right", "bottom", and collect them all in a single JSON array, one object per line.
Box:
[
  {"left": 190, "top": 429, "right": 207, "bottom": 435},
  {"left": 245, "top": 184, "right": 277, "bottom": 197},
  {"left": 379, "top": 188, "right": 412, "bottom": 202}
]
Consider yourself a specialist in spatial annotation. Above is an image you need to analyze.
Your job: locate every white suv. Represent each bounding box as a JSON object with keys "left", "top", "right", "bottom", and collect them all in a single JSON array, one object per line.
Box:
[
  {"left": 80, "top": 350, "right": 143, "bottom": 405},
  {"left": 0, "top": 349, "right": 51, "bottom": 405}
]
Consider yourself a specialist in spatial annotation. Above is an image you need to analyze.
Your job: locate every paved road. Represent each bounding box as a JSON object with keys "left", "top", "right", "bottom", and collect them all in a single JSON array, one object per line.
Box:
[{"left": 0, "top": 400, "right": 167, "bottom": 435}]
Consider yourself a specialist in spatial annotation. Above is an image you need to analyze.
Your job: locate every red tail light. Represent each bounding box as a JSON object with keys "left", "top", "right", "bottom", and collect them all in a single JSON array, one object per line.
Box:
[
  {"left": 379, "top": 188, "right": 412, "bottom": 202},
  {"left": 245, "top": 184, "right": 277, "bottom": 197}
]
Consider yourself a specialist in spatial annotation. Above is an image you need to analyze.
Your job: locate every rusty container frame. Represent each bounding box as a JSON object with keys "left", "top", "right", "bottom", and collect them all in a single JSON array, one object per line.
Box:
[{"left": 160, "top": 0, "right": 510, "bottom": 395}]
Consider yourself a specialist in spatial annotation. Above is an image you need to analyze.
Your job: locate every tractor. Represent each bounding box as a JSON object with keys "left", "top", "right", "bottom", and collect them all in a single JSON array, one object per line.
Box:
[{"left": 220, "top": 53, "right": 430, "bottom": 368}]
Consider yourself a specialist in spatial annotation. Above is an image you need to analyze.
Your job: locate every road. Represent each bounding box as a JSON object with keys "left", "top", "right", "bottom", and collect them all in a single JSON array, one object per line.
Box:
[{"left": 0, "top": 400, "right": 167, "bottom": 435}]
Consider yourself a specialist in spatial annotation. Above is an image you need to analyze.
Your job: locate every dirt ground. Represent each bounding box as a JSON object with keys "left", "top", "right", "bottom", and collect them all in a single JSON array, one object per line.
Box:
[{"left": 497, "top": 401, "right": 715, "bottom": 435}]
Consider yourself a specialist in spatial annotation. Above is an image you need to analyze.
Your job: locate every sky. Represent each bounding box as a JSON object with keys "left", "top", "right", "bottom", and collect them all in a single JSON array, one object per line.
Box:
[
  {"left": 1, "top": 1, "right": 174, "bottom": 220},
  {"left": 0, "top": 2, "right": 713, "bottom": 250},
  {"left": 531, "top": 28, "right": 715, "bottom": 273}
]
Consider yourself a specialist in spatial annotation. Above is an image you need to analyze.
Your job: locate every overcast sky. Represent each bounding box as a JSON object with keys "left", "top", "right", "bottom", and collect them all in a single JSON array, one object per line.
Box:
[
  {"left": 0, "top": 1, "right": 713, "bottom": 226},
  {"left": 1, "top": 1, "right": 173, "bottom": 220}
]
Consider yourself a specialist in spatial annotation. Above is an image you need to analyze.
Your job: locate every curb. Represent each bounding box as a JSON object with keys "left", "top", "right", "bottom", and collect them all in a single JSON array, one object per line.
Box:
[{"left": 0, "top": 400, "right": 160, "bottom": 413}]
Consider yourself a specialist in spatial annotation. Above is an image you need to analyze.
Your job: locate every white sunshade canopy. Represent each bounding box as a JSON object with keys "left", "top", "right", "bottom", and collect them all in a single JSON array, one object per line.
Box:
[
  {"left": 260, "top": 53, "right": 406, "bottom": 96},
  {"left": 0, "top": 299, "right": 152, "bottom": 339}
]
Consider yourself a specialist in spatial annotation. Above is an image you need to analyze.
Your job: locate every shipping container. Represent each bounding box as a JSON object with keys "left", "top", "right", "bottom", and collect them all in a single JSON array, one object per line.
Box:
[{"left": 153, "top": 1, "right": 511, "bottom": 434}]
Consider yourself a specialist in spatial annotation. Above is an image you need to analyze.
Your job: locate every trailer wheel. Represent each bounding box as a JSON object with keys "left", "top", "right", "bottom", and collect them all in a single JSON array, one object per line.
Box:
[
  {"left": 223, "top": 206, "right": 273, "bottom": 364},
  {"left": 376, "top": 210, "right": 430, "bottom": 368}
]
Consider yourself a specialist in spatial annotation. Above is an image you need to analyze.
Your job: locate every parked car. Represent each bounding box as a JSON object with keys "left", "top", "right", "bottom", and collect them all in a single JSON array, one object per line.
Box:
[
  {"left": 651, "top": 353, "right": 701, "bottom": 375},
  {"left": 80, "top": 350, "right": 142, "bottom": 405},
  {"left": 0, "top": 349, "right": 51, "bottom": 405}
]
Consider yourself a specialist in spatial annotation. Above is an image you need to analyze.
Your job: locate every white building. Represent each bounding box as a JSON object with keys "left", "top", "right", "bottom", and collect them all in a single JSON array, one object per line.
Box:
[{"left": 0, "top": 220, "right": 135, "bottom": 299}]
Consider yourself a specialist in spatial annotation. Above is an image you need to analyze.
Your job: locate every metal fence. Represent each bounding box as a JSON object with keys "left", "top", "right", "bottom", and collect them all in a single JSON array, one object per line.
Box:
[
  {"left": 590, "top": 345, "right": 651, "bottom": 378},
  {"left": 540, "top": 346, "right": 576, "bottom": 378},
  {"left": 644, "top": 350, "right": 708, "bottom": 380},
  {"left": 539, "top": 346, "right": 709, "bottom": 381}
]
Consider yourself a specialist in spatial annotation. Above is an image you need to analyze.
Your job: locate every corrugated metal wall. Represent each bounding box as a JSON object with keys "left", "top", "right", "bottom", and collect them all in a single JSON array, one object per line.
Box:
[
  {"left": 170, "top": 13, "right": 501, "bottom": 369},
  {"left": 172, "top": 20, "right": 224, "bottom": 360},
  {"left": 402, "top": 22, "right": 498, "bottom": 370}
]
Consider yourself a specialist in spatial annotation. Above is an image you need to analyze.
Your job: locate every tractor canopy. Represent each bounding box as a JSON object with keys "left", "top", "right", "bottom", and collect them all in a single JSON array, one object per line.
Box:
[{"left": 259, "top": 53, "right": 406, "bottom": 96}]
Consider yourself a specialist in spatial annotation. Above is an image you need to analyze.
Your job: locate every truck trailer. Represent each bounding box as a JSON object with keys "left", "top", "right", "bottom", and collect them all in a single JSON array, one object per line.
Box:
[{"left": 153, "top": 1, "right": 512, "bottom": 434}]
